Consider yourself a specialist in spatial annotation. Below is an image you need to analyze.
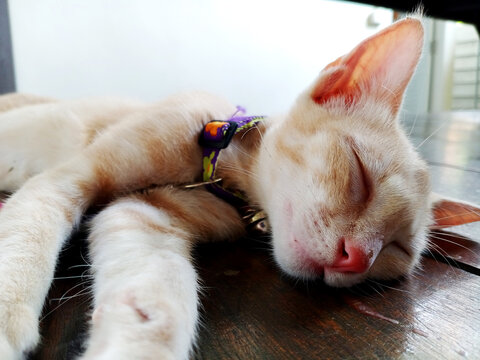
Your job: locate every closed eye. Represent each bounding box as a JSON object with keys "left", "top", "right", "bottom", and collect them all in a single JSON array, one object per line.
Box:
[{"left": 349, "top": 141, "right": 373, "bottom": 206}]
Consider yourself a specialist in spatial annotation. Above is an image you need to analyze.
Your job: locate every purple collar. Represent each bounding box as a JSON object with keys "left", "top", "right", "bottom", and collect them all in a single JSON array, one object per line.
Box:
[{"left": 198, "top": 107, "right": 268, "bottom": 232}]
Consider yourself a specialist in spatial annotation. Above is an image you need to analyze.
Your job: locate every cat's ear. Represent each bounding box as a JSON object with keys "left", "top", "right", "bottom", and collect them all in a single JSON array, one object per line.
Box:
[
  {"left": 311, "top": 17, "right": 423, "bottom": 114},
  {"left": 429, "top": 194, "right": 480, "bottom": 230}
]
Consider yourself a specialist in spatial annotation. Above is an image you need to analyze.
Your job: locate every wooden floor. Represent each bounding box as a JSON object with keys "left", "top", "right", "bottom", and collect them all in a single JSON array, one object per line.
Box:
[{"left": 29, "top": 111, "right": 480, "bottom": 360}]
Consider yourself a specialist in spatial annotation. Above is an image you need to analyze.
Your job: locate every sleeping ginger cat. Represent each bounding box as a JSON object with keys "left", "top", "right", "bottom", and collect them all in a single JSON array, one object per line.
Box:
[{"left": 0, "top": 17, "right": 478, "bottom": 359}]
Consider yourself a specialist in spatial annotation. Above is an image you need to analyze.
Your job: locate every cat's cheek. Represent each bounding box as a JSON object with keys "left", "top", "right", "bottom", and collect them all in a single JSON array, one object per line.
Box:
[
  {"left": 271, "top": 230, "right": 326, "bottom": 280},
  {"left": 367, "top": 242, "right": 418, "bottom": 281},
  {"left": 270, "top": 225, "right": 298, "bottom": 277},
  {"left": 270, "top": 223, "right": 309, "bottom": 279},
  {"left": 271, "top": 205, "right": 306, "bottom": 274}
]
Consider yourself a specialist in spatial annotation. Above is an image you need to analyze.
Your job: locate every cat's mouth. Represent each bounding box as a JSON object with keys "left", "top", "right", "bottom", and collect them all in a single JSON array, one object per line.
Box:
[
  {"left": 288, "top": 236, "right": 384, "bottom": 283},
  {"left": 279, "top": 220, "right": 413, "bottom": 286}
]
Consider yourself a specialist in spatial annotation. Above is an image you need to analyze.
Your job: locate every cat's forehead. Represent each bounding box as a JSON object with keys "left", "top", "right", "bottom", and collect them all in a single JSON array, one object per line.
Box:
[
  {"left": 274, "top": 111, "right": 402, "bottom": 163},
  {"left": 267, "top": 113, "right": 427, "bottom": 202}
]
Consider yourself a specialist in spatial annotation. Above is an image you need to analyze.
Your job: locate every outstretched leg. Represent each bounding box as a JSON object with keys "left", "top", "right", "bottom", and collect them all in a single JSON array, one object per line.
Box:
[
  {"left": 81, "top": 187, "right": 243, "bottom": 359},
  {"left": 0, "top": 93, "right": 235, "bottom": 358}
]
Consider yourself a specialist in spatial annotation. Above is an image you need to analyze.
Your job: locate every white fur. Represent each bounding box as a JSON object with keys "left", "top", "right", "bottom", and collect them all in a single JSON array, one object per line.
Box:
[
  {"left": 0, "top": 98, "right": 144, "bottom": 192},
  {"left": 0, "top": 163, "right": 92, "bottom": 358},
  {"left": 82, "top": 198, "right": 198, "bottom": 360},
  {"left": 0, "top": 91, "right": 234, "bottom": 359}
]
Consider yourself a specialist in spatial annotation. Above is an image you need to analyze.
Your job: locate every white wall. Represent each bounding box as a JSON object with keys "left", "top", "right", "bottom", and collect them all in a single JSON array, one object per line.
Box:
[
  {"left": 9, "top": 0, "right": 394, "bottom": 114},
  {"left": 428, "top": 20, "right": 456, "bottom": 112},
  {"left": 401, "top": 17, "right": 433, "bottom": 116}
]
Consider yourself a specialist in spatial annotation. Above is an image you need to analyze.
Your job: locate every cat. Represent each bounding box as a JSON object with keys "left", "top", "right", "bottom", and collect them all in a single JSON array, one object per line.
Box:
[{"left": 0, "top": 16, "right": 478, "bottom": 360}]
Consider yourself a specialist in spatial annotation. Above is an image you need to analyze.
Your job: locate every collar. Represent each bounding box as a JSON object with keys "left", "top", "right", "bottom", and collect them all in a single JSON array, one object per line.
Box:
[{"left": 198, "top": 106, "right": 268, "bottom": 232}]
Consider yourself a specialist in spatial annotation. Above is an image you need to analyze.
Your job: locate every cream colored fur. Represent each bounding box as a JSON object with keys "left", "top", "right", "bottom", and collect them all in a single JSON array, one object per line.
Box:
[
  {"left": 0, "top": 92, "right": 243, "bottom": 359},
  {"left": 0, "top": 17, "right": 458, "bottom": 359}
]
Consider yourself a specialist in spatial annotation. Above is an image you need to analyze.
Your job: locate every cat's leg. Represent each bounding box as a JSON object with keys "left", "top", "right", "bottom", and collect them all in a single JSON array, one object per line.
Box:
[
  {"left": 82, "top": 198, "right": 196, "bottom": 360},
  {"left": 0, "top": 166, "right": 90, "bottom": 359},
  {"left": 0, "top": 95, "right": 235, "bottom": 358},
  {"left": 81, "top": 188, "right": 243, "bottom": 359}
]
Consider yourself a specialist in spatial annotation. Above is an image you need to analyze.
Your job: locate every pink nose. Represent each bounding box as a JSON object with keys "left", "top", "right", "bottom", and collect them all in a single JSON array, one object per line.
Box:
[{"left": 329, "top": 238, "right": 377, "bottom": 273}]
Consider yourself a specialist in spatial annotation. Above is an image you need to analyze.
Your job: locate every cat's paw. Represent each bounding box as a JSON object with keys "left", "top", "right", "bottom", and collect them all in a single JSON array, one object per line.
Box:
[
  {"left": 81, "top": 294, "right": 191, "bottom": 360},
  {"left": 0, "top": 336, "right": 16, "bottom": 360},
  {"left": 0, "top": 303, "right": 40, "bottom": 360},
  {"left": 79, "top": 345, "right": 176, "bottom": 360}
]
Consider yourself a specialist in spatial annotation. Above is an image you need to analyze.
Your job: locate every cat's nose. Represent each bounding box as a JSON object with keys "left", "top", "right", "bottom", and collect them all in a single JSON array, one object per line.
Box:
[{"left": 328, "top": 238, "right": 379, "bottom": 273}]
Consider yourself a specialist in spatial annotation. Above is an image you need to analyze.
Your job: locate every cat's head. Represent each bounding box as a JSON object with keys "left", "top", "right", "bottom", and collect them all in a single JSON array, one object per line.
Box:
[{"left": 254, "top": 17, "right": 448, "bottom": 287}]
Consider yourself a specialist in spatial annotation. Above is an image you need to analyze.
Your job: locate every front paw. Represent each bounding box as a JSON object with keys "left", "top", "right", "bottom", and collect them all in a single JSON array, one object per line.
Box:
[
  {"left": 80, "top": 296, "right": 189, "bottom": 360},
  {"left": 0, "top": 303, "right": 40, "bottom": 360},
  {"left": 79, "top": 345, "right": 176, "bottom": 360}
]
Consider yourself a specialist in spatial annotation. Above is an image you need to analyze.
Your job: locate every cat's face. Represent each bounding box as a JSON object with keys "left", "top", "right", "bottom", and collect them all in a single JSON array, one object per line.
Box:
[
  {"left": 254, "top": 18, "right": 431, "bottom": 287},
  {"left": 257, "top": 98, "right": 431, "bottom": 287}
]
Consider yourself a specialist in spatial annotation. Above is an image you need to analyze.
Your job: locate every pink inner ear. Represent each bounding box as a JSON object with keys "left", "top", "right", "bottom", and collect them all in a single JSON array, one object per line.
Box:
[
  {"left": 311, "top": 66, "right": 360, "bottom": 107},
  {"left": 311, "top": 18, "right": 423, "bottom": 112},
  {"left": 431, "top": 199, "right": 480, "bottom": 229}
]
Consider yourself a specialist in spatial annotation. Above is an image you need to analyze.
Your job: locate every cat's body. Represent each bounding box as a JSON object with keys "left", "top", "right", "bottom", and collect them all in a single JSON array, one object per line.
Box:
[
  {"left": 0, "top": 91, "right": 249, "bottom": 359},
  {"left": 0, "top": 17, "right": 478, "bottom": 359}
]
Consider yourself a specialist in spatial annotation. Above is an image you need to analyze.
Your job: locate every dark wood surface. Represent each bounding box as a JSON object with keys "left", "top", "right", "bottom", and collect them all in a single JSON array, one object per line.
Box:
[
  {"left": 195, "top": 237, "right": 480, "bottom": 360},
  {"left": 29, "top": 111, "right": 480, "bottom": 359}
]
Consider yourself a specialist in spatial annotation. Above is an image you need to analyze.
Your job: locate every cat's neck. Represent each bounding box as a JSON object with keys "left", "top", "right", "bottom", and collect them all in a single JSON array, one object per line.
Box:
[{"left": 213, "top": 118, "right": 272, "bottom": 208}]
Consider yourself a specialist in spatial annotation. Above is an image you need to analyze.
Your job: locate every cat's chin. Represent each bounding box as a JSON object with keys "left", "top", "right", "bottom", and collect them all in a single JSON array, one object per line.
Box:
[
  {"left": 273, "top": 239, "right": 368, "bottom": 287},
  {"left": 277, "top": 260, "right": 369, "bottom": 288},
  {"left": 323, "top": 269, "right": 367, "bottom": 288},
  {"left": 324, "top": 242, "right": 419, "bottom": 287},
  {"left": 273, "top": 239, "right": 418, "bottom": 287}
]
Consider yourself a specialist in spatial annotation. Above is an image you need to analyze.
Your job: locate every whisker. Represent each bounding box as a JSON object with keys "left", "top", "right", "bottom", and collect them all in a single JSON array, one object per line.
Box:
[
  {"left": 367, "top": 279, "right": 412, "bottom": 294},
  {"left": 53, "top": 275, "right": 94, "bottom": 280},
  {"left": 381, "top": 84, "right": 396, "bottom": 96},
  {"left": 40, "top": 285, "right": 93, "bottom": 322},
  {"left": 433, "top": 210, "right": 480, "bottom": 221},
  {"left": 253, "top": 123, "right": 273, "bottom": 160},
  {"left": 426, "top": 242, "right": 452, "bottom": 264},
  {"left": 80, "top": 249, "right": 92, "bottom": 266},
  {"left": 219, "top": 163, "right": 261, "bottom": 180},
  {"left": 229, "top": 143, "right": 260, "bottom": 163},
  {"left": 366, "top": 283, "right": 385, "bottom": 297},
  {"left": 68, "top": 264, "right": 92, "bottom": 269},
  {"left": 425, "top": 242, "right": 462, "bottom": 278},
  {"left": 55, "top": 281, "right": 92, "bottom": 304},
  {"left": 429, "top": 230, "right": 471, "bottom": 240},
  {"left": 407, "top": 113, "right": 419, "bottom": 137},
  {"left": 50, "top": 286, "right": 92, "bottom": 302},
  {"left": 415, "top": 121, "right": 448, "bottom": 149},
  {"left": 428, "top": 235, "right": 478, "bottom": 257}
]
